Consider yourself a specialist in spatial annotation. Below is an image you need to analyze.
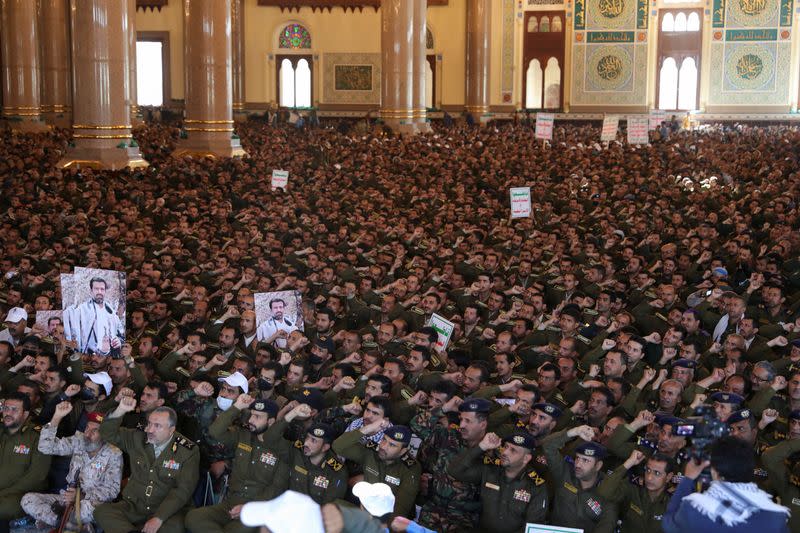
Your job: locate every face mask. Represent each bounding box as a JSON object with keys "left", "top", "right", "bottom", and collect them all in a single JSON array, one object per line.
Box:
[
  {"left": 79, "top": 388, "right": 97, "bottom": 402},
  {"left": 257, "top": 378, "right": 274, "bottom": 392},
  {"left": 309, "top": 353, "right": 324, "bottom": 365},
  {"left": 216, "top": 396, "right": 234, "bottom": 411}
]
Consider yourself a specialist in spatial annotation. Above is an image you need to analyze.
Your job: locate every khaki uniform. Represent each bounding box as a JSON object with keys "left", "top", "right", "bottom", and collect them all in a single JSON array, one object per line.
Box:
[
  {"left": 448, "top": 446, "right": 549, "bottom": 533},
  {"left": 0, "top": 422, "right": 51, "bottom": 522},
  {"left": 333, "top": 429, "right": 421, "bottom": 518},
  {"left": 21, "top": 423, "right": 122, "bottom": 526},
  {"left": 94, "top": 415, "right": 199, "bottom": 533},
  {"left": 185, "top": 406, "right": 289, "bottom": 533},
  {"left": 596, "top": 464, "right": 672, "bottom": 533}
]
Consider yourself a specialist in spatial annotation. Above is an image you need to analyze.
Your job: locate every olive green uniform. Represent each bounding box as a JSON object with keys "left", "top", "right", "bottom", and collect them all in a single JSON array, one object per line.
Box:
[
  {"left": 597, "top": 464, "right": 672, "bottom": 532},
  {"left": 95, "top": 415, "right": 200, "bottom": 533},
  {"left": 541, "top": 430, "right": 618, "bottom": 533},
  {"left": 762, "top": 438, "right": 800, "bottom": 533},
  {"left": 0, "top": 423, "right": 51, "bottom": 521},
  {"left": 184, "top": 406, "right": 290, "bottom": 533},
  {"left": 332, "top": 428, "right": 421, "bottom": 518},
  {"left": 448, "top": 446, "right": 549, "bottom": 533},
  {"left": 264, "top": 420, "right": 348, "bottom": 505}
]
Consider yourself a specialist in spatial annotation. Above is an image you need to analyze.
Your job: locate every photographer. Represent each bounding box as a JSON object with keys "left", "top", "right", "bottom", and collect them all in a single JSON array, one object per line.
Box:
[{"left": 661, "top": 436, "right": 789, "bottom": 532}]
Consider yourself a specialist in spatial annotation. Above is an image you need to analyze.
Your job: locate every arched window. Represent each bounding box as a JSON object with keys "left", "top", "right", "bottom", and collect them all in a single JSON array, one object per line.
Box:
[
  {"left": 686, "top": 12, "right": 700, "bottom": 31},
  {"left": 527, "top": 16, "right": 539, "bottom": 32},
  {"left": 278, "top": 23, "right": 311, "bottom": 49},
  {"left": 674, "top": 12, "right": 687, "bottom": 31},
  {"left": 425, "top": 60, "right": 434, "bottom": 108},
  {"left": 659, "top": 57, "right": 678, "bottom": 110},
  {"left": 136, "top": 40, "right": 164, "bottom": 106},
  {"left": 540, "top": 16, "right": 550, "bottom": 32},
  {"left": 278, "top": 56, "right": 313, "bottom": 108},
  {"left": 525, "top": 59, "right": 543, "bottom": 108},
  {"left": 661, "top": 12, "right": 675, "bottom": 31},
  {"left": 543, "top": 57, "right": 561, "bottom": 108},
  {"left": 426, "top": 26, "right": 434, "bottom": 50},
  {"left": 677, "top": 57, "right": 698, "bottom": 110},
  {"left": 551, "top": 16, "right": 563, "bottom": 32}
]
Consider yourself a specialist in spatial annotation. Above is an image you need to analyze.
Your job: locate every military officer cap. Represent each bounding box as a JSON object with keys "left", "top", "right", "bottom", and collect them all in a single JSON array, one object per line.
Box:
[
  {"left": 532, "top": 402, "right": 563, "bottom": 419},
  {"left": 727, "top": 408, "right": 755, "bottom": 425},
  {"left": 575, "top": 441, "right": 607, "bottom": 459},
  {"left": 293, "top": 387, "right": 325, "bottom": 411},
  {"left": 384, "top": 425, "right": 412, "bottom": 446},
  {"left": 791, "top": 339, "right": 800, "bottom": 348},
  {"left": 709, "top": 391, "right": 744, "bottom": 405},
  {"left": 307, "top": 422, "right": 336, "bottom": 443},
  {"left": 459, "top": 398, "right": 491, "bottom": 414},
  {"left": 503, "top": 431, "right": 537, "bottom": 451},
  {"left": 655, "top": 415, "right": 685, "bottom": 428},
  {"left": 671, "top": 358, "right": 697, "bottom": 369},
  {"left": 314, "top": 336, "right": 336, "bottom": 354},
  {"left": 362, "top": 340, "right": 379, "bottom": 352},
  {"left": 86, "top": 412, "right": 104, "bottom": 424},
  {"left": 789, "top": 410, "right": 800, "bottom": 421},
  {"left": 251, "top": 398, "right": 279, "bottom": 418}
]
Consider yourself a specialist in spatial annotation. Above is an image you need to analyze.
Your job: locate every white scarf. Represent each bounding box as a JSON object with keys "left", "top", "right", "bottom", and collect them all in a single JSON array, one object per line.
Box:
[{"left": 683, "top": 481, "right": 789, "bottom": 526}]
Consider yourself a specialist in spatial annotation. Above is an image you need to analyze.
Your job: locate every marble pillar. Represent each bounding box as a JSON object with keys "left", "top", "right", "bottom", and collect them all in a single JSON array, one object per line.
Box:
[
  {"left": 231, "top": 0, "right": 246, "bottom": 120},
  {"left": 128, "top": 0, "right": 141, "bottom": 124},
  {"left": 465, "top": 0, "right": 491, "bottom": 120},
  {"left": 38, "top": 0, "right": 71, "bottom": 125}
]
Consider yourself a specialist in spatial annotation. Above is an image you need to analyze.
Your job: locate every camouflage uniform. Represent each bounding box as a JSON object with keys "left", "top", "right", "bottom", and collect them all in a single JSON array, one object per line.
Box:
[
  {"left": 21, "top": 423, "right": 123, "bottom": 526},
  {"left": 409, "top": 407, "right": 481, "bottom": 532},
  {"left": 175, "top": 390, "right": 234, "bottom": 466}
]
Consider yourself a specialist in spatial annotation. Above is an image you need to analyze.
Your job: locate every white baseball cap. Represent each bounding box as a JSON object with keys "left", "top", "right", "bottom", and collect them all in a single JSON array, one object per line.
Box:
[
  {"left": 86, "top": 371, "right": 112, "bottom": 396},
  {"left": 352, "top": 481, "right": 395, "bottom": 517},
  {"left": 240, "top": 491, "right": 323, "bottom": 533},
  {"left": 218, "top": 371, "right": 248, "bottom": 394},
  {"left": 4, "top": 307, "right": 28, "bottom": 323}
]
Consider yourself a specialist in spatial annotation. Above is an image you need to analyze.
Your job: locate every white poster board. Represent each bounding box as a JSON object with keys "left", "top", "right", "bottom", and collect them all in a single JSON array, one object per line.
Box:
[
  {"left": 525, "top": 524, "right": 584, "bottom": 533},
  {"left": 627, "top": 117, "right": 650, "bottom": 145},
  {"left": 428, "top": 313, "right": 455, "bottom": 351},
  {"left": 649, "top": 109, "right": 666, "bottom": 130},
  {"left": 271, "top": 169, "right": 289, "bottom": 190},
  {"left": 510, "top": 187, "right": 532, "bottom": 219},
  {"left": 600, "top": 115, "right": 619, "bottom": 142},
  {"left": 535, "top": 113, "right": 555, "bottom": 141}
]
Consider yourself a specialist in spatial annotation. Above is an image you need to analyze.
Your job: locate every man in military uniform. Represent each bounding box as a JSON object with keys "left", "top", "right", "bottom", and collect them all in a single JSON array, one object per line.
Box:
[
  {"left": 94, "top": 397, "right": 199, "bottom": 533},
  {"left": 0, "top": 392, "right": 51, "bottom": 533},
  {"left": 21, "top": 403, "right": 123, "bottom": 527},
  {"left": 185, "top": 394, "right": 288, "bottom": 533},
  {"left": 541, "top": 425, "right": 618, "bottom": 533},
  {"left": 409, "top": 397, "right": 490, "bottom": 532},
  {"left": 263, "top": 403, "right": 348, "bottom": 504},
  {"left": 448, "top": 430, "right": 549, "bottom": 533},
  {"left": 333, "top": 420, "right": 421, "bottom": 518},
  {"left": 597, "top": 449, "right": 675, "bottom": 532}
]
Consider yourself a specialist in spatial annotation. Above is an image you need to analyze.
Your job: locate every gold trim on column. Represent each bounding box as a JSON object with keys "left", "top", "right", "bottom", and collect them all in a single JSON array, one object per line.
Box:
[
  {"left": 465, "top": 105, "right": 490, "bottom": 113},
  {"left": 72, "top": 133, "right": 133, "bottom": 139},
  {"left": 73, "top": 124, "right": 133, "bottom": 130},
  {"left": 184, "top": 127, "right": 235, "bottom": 132},
  {"left": 4, "top": 112, "right": 42, "bottom": 117},
  {"left": 3, "top": 105, "right": 41, "bottom": 110},
  {"left": 233, "top": 102, "right": 245, "bottom": 110},
  {"left": 58, "top": 159, "right": 105, "bottom": 169},
  {"left": 185, "top": 119, "right": 234, "bottom": 124}
]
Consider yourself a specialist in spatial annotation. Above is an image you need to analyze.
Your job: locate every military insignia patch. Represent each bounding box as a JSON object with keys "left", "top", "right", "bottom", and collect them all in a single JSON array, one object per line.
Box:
[
  {"left": 260, "top": 452, "right": 277, "bottom": 465},
  {"left": 514, "top": 489, "right": 531, "bottom": 502},
  {"left": 313, "top": 475, "right": 330, "bottom": 489}
]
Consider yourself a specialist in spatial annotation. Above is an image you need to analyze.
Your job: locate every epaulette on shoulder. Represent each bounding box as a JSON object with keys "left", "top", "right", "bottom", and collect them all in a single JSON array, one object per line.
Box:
[
  {"left": 528, "top": 469, "right": 546, "bottom": 486},
  {"left": 410, "top": 306, "right": 425, "bottom": 315},
  {"left": 177, "top": 436, "right": 196, "bottom": 449},
  {"left": 326, "top": 456, "right": 344, "bottom": 471},
  {"left": 365, "top": 440, "right": 379, "bottom": 450},
  {"left": 294, "top": 439, "right": 303, "bottom": 449},
  {"left": 402, "top": 454, "right": 417, "bottom": 467},
  {"left": 576, "top": 335, "right": 591, "bottom": 345},
  {"left": 483, "top": 453, "right": 500, "bottom": 466},
  {"left": 546, "top": 326, "right": 561, "bottom": 332}
]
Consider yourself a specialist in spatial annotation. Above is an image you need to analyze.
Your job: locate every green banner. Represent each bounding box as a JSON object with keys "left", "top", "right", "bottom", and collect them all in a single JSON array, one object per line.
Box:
[
  {"left": 725, "top": 28, "right": 778, "bottom": 41},
  {"left": 587, "top": 31, "right": 636, "bottom": 43},
  {"left": 713, "top": 0, "right": 726, "bottom": 27}
]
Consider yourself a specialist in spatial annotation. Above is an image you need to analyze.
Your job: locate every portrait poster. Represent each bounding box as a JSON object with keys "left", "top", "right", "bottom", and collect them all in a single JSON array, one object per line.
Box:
[
  {"left": 255, "top": 290, "right": 305, "bottom": 348},
  {"left": 35, "top": 310, "right": 63, "bottom": 337},
  {"left": 62, "top": 267, "right": 127, "bottom": 355}
]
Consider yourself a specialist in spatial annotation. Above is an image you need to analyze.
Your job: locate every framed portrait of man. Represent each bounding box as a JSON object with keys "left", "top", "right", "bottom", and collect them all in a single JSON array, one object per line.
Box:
[
  {"left": 254, "top": 290, "right": 304, "bottom": 349},
  {"left": 62, "top": 267, "right": 126, "bottom": 355}
]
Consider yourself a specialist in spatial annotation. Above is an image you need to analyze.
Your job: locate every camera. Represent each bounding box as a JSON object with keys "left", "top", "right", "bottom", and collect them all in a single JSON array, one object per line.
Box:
[{"left": 672, "top": 404, "right": 729, "bottom": 460}]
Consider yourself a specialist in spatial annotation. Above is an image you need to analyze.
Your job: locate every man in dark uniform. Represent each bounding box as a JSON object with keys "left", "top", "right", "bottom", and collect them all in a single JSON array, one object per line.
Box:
[
  {"left": 448, "top": 430, "right": 549, "bottom": 533},
  {"left": 333, "top": 420, "right": 421, "bottom": 518},
  {"left": 185, "top": 394, "right": 288, "bottom": 533},
  {"left": 94, "top": 397, "right": 199, "bottom": 533},
  {"left": 0, "top": 393, "right": 51, "bottom": 533},
  {"left": 541, "top": 425, "right": 619, "bottom": 532}
]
